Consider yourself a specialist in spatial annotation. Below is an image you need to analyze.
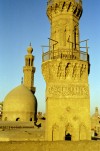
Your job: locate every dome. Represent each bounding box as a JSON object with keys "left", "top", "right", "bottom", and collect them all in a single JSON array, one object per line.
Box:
[{"left": 2, "top": 85, "right": 36, "bottom": 122}]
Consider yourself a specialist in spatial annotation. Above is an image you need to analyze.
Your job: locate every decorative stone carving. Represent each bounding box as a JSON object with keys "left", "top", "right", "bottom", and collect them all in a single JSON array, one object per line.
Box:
[
  {"left": 66, "top": 107, "right": 71, "bottom": 112},
  {"left": 57, "top": 61, "right": 88, "bottom": 81},
  {"left": 47, "top": 0, "right": 82, "bottom": 21},
  {"left": 47, "top": 84, "right": 89, "bottom": 98},
  {"left": 73, "top": 63, "right": 80, "bottom": 79},
  {"left": 42, "top": 60, "right": 88, "bottom": 82},
  {"left": 80, "top": 64, "right": 87, "bottom": 78},
  {"left": 65, "top": 63, "right": 73, "bottom": 78}
]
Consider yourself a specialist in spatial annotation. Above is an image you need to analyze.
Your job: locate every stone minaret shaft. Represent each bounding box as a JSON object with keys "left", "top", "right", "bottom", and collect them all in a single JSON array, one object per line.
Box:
[
  {"left": 47, "top": 0, "right": 83, "bottom": 59},
  {"left": 23, "top": 44, "right": 35, "bottom": 94},
  {"left": 42, "top": 0, "right": 91, "bottom": 141}
]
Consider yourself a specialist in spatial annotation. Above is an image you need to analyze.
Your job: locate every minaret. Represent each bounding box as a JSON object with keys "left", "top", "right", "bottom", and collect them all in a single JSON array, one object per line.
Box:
[
  {"left": 23, "top": 44, "right": 35, "bottom": 94},
  {"left": 42, "top": 0, "right": 91, "bottom": 141}
]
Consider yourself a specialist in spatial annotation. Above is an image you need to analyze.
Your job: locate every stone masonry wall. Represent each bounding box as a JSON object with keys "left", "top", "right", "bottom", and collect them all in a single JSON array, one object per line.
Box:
[{"left": 0, "top": 141, "right": 100, "bottom": 151}]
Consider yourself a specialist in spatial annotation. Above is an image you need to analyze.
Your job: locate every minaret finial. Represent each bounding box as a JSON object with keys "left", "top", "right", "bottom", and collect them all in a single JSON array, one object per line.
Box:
[{"left": 30, "top": 42, "right": 31, "bottom": 46}]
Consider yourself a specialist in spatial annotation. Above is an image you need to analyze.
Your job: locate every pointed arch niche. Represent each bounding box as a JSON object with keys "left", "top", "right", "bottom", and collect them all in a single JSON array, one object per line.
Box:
[
  {"left": 52, "top": 123, "right": 59, "bottom": 141},
  {"left": 65, "top": 123, "right": 73, "bottom": 141},
  {"left": 79, "top": 124, "right": 87, "bottom": 140}
]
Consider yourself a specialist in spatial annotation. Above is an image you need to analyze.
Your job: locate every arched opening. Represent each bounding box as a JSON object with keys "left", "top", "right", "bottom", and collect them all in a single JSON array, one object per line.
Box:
[
  {"left": 26, "top": 58, "right": 28, "bottom": 66},
  {"left": 65, "top": 133, "right": 71, "bottom": 141},
  {"left": 16, "top": 118, "right": 20, "bottom": 121},
  {"left": 94, "top": 130, "right": 98, "bottom": 136},
  {"left": 31, "top": 59, "right": 33, "bottom": 66},
  {"left": 30, "top": 118, "right": 32, "bottom": 121},
  {"left": 29, "top": 59, "right": 30, "bottom": 66},
  {"left": 4, "top": 117, "right": 7, "bottom": 121}
]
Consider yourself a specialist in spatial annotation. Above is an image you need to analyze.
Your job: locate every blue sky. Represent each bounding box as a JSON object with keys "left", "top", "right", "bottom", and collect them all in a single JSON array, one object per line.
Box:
[{"left": 0, "top": 0, "right": 100, "bottom": 114}]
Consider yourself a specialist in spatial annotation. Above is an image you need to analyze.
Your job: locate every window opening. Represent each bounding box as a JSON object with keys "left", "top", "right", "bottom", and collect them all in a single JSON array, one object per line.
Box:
[
  {"left": 16, "top": 118, "right": 20, "bottom": 121},
  {"left": 65, "top": 133, "right": 71, "bottom": 141}
]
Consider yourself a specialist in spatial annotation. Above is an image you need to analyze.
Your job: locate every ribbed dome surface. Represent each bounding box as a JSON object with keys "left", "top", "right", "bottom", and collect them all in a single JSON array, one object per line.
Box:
[{"left": 3, "top": 85, "right": 36, "bottom": 122}]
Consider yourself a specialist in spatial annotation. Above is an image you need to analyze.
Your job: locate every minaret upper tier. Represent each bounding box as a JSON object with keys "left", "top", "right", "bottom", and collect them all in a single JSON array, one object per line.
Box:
[
  {"left": 23, "top": 44, "right": 35, "bottom": 94},
  {"left": 45, "top": 0, "right": 83, "bottom": 58},
  {"left": 47, "top": 0, "right": 82, "bottom": 20}
]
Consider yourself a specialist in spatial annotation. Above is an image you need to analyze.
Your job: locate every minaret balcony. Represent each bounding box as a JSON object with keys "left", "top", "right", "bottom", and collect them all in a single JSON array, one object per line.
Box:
[
  {"left": 42, "top": 48, "right": 88, "bottom": 62},
  {"left": 42, "top": 39, "right": 89, "bottom": 63}
]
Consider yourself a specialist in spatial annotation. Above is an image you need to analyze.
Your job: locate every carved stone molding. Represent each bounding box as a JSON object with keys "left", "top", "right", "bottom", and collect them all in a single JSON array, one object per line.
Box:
[
  {"left": 47, "top": 83, "right": 89, "bottom": 98},
  {"left": 47, "top": 0, "right": 82, "bottom": 20},
  {"left": 42, "top": 60, "right": 88, "bottom": 82}
]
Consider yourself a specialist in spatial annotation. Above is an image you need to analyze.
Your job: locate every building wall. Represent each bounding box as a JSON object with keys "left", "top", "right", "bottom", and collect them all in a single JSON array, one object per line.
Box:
[
  {"left": 0, "top": 141, "right": 100, "bottom": 151},
  {"left": 43, "top": 0, "right": 90, "bottom": 141},
  {"left": 46, "top": 98, "right": 91, "bottom": 141},
  {"left": 43, "top": 59, "right": 91, "bottom": 141}
]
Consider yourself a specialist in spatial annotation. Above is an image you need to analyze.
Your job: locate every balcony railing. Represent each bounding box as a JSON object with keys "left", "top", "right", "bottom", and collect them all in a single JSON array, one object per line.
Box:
[{"left": 42, "top": 49, "right": 88, "bottom": 62}]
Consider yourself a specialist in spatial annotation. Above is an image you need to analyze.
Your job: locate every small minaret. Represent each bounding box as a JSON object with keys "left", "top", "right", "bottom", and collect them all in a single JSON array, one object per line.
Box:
[
  {"left": 42, "top": 0, "right": 91, "bottom": 141},
  {"left": 23, "top": 44, "right": 35, "bottom": 94},
  {"left": 95, "top": 107, "right": 99, "bottom": 116}
]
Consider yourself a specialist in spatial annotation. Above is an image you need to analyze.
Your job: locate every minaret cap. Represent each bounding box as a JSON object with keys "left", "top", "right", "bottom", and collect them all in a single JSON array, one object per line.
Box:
[
  {"left": 95, "top": 107, "right": 99, "bottom": 114},
  {"left": 27, "top": 43, "right": 33, "bottom": 54}
]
